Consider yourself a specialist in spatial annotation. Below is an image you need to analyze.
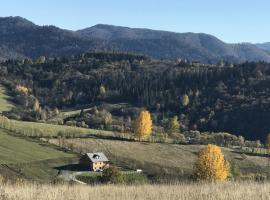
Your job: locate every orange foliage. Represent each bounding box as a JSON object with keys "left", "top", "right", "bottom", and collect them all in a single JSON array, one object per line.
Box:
[
  {"left": 193, "top": 144, "right": 230, "bottom": 181},
  {"left": 134, "top": 111, "right": 152, "bottom": 139}
]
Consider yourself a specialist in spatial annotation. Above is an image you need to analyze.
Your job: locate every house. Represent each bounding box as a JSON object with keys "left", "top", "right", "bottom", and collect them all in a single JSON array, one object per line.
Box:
[{"left": 79, "top": 152, "right": 109, "bottom": 172}]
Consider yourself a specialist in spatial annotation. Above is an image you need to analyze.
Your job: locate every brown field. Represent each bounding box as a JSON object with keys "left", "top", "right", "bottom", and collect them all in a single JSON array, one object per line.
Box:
[{"left": 1, "top": 182, "right": 269, "bottom": 200}]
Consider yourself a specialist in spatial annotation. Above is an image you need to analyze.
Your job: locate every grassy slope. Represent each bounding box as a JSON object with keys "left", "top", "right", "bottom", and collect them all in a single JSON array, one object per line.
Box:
[
  {"left": 0, "top": 85, "right": 14, "bottom": 112},
  {"left": 0, "top": 129, "right": 74, "bottom": 164},
  {"left": 0, "top": 128, "right": 77, "bottom": 181},
  {"left": 0, "top": 117, "right": 116, "bottom": 138},
  {"left": 49, "top": 138, "right": 270, "bottom": 178}
]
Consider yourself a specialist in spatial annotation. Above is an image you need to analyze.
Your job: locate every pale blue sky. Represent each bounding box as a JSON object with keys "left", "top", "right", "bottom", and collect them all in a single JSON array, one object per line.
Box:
[{"left": 1, "top": 0, "right": 269, "bottom": 43}]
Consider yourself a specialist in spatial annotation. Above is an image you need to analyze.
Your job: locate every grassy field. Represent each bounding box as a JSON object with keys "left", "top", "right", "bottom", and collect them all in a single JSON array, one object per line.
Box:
[
  {"left": 0, "top": 129, "right": 74, "bottom": 164},
  {"left": 0, "top": 115, "right": 119, "bottom": 138},
  {"left": 0, "top": 85, "right": 14, "bottom": 112},
  {"left": 0, "top": 128, "right": 78, "bottom": 181},
  {"left": 1, "top": 182, "right": 269, "bottom": 200},
  {"left": 49, "top": 137, "right": 270, "bottom": 179}
]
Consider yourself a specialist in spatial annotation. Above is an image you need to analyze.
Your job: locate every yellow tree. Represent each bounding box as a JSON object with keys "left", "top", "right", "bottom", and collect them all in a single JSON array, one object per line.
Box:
[
  {"left": 134, "top": 111, "right": 152, "bottom": 140},
  {"left": 193, "top": 144, "right": 230, "bottom": 181},
  {"left": 181, "top": 94, "right": 190, "bottom": 107}
]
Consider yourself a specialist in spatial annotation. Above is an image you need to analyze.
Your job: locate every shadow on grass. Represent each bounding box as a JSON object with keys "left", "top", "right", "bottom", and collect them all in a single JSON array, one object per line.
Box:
[{"left": 54, "top": 164, "right": 90, "bottom": 172}]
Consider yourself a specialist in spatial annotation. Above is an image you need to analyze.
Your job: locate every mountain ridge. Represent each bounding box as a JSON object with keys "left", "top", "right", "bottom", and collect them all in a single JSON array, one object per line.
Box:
[{"left": 0, "top": 16, "right": 270, "bottom": 63}]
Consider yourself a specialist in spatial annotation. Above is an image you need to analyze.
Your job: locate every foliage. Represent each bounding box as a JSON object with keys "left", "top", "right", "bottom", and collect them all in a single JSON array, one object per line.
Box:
[
  {"left": 266, "top": 133, "right": 270, "bottom": 151},
  {"left": 102, "top": 166, "right": 124, "bottom": 184},
  {"left": 134, "top": 111, "right": 152, "bottom": 140},
  {"left": 181, "top": 94, "right": 189, "bottom": 107},
  {"left": 99, "top": 85, "right": 106, "bottom": 96},
  {"left": 168, "top": 116, "right": 180, "bottom": 134},
  {"left": 32, "top": 99, "right": 40, "bottom": 112},
  {"left": 15, "top": 85, "right": 29, "bottom": 95},
  {"left": 2, "top": 53, "right": 270, "bottom": 141},
  {"left": 36, "top": 56, "right": 46, "bottom": 64},
  {"left": 193, "top": 144, "right": 230, "bottom": 181}
]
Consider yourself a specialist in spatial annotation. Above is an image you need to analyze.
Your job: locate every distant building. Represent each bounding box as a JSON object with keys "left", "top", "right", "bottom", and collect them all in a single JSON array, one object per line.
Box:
[{"left": 79, "top": 152, "right": 109, "bottom": 172}]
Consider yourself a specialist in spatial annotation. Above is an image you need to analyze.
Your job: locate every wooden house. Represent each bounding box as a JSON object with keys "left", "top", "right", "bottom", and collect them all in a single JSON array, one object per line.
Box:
[{"left": 79, "top": 152, "right": 109, "bottom": 172}]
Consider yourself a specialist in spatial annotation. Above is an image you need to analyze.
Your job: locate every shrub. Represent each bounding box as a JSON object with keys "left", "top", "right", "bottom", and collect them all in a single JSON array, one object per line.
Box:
[{"left": 102, "top": 166, "right": 124, "bottom": 184}]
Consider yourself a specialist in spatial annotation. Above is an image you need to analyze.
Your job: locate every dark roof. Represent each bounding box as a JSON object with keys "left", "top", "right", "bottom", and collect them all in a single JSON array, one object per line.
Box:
[{"left": 85, "top": 152, "right": 109, "bottom": 162}]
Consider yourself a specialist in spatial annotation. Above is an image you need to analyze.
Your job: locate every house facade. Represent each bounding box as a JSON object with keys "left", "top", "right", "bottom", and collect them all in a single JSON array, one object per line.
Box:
[{"left": 79, "top": 152, "right": 109, "bottom": 172}]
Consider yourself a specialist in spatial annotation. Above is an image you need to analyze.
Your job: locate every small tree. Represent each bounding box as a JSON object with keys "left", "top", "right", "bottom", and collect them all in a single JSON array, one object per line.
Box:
[
  {"left": 266, "top": 133, "right": 270, "bottom": 153},
  {"left": 102, "top": 166, "right": 123, "bottom": 184},
  {"left": 15, "top": 85, "right": 29, "bottom": 95},
  {"left": 33, "top": 99, "right": 40, "bottom": 112},
  {"left": 134, "top": 110, "right": 152, "bottom": 140},
  {"left": 239, "top": 136, "right": 245, "bottom": 148},
  {"left": 193, "top": 144, "right": 230, "bottom": 181},
  {"left": 99, "top": 85, "right": 106, "bottom": 96},
  {"left": 181, "top": 94, "right": 190, "bottom": 107},
  {"left": 53, "top": 108, "right": 60, "bottom": 116},
  {"left": 266, "top": 133, "right": 270, "bottom": 167},
  {"left": 36, "top": 56, "right": 46, "bottom": 64},
  {"left": 168, "top": 116, "right": 180, "bottom": 134}
]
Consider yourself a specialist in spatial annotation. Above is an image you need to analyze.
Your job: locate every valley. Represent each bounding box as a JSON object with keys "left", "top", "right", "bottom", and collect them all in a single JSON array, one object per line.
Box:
[{"left": 0, "top": 6, "right": 270, "bottom": 199}]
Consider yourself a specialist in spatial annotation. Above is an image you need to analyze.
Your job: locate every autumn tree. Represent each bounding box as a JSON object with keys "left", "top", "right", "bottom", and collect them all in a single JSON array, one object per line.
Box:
[
  {"left": 15, "top": 85, "right": 29, "bottom": 95},
  {"left": 168, "top": 116, "right": 180, "bottom": 134},
  {"left": 134, "top": 110, "right": 152, "bottom": 140},
  {"left": 181, "top": 94, "right": 190, "bottom": 107},
  {"left": 33, "top": 99, "right": 40, "bottom": 112},
  {"left": 99, "top": 85, "right": 106, "bottom": 96},
  {"left": 193, "top": 144, "right": 230, "bottom": 181}
]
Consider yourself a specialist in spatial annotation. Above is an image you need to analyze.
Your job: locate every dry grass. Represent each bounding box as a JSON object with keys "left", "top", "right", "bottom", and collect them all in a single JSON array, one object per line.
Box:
[
  {"left": 49, "top": 138, "right": 270, "bottom": 177},
  {"left": 0, "top": 182, "right": 269, "bottom": 200}
]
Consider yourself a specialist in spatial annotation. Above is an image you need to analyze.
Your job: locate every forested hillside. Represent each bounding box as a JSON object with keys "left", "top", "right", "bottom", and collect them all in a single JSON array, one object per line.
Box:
[{"left": 1, "top": 52, "right": 270, "bottom": 141}]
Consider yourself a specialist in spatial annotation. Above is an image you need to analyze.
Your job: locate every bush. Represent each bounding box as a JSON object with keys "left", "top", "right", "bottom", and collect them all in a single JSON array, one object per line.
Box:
[
  {"left": 122, "top": 173, "right": 148, "bottom": 184},
  {"left": 101, "top": 166, "right": 124, "bottom": 184}
]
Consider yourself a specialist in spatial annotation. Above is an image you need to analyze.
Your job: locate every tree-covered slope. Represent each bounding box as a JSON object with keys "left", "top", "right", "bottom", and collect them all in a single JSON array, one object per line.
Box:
[{"left": 1, "top": 53, "right": 270, "bottom": 141}]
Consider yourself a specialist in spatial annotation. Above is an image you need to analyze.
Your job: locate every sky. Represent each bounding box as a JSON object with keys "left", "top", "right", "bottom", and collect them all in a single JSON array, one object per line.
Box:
[{"left": 1, "top": 0, "right": 269, "bottom": 43}]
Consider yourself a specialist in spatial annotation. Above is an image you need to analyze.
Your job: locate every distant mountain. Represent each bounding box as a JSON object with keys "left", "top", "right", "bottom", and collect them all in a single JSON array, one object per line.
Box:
[
  {"left": 256, "top": 42, "right": 270, "bottom": 52},
  {"left": 0, "top": 16, "right": 104, "bottom": 60},
  {"left": 0, "top": 17, "right": 270, "bottom": 63}
]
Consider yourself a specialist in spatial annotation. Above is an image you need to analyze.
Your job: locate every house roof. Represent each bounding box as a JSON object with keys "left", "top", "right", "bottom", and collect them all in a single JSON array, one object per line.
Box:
[{"left": 85, "top": 152, "right": 109, "bottom": 162}]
